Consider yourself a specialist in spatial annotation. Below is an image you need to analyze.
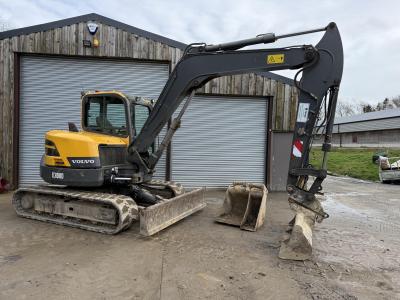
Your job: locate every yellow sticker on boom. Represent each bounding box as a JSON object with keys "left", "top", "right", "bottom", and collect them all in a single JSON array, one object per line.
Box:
[{"left": 267, "top": 54, "right": 284, "bottom": 64}]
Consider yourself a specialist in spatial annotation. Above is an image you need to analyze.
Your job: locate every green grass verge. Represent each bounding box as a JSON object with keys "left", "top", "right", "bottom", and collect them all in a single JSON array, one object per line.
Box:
[{"left": 309, "top": 147, "right": 400, "bottom": 181}]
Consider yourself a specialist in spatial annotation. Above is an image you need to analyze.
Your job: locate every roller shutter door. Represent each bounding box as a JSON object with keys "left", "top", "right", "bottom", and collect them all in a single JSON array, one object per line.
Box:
[
  {"left": 19, "top": 56, "right": 169, "bottom": 186},
  {"left": 171, "top": 95, "right": 268, "bottom": 188}
]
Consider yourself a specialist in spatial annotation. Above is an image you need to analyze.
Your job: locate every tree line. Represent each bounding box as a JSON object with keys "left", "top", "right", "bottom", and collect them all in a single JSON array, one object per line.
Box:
[{"left": 336, "top": 96, "right": 400, "bottom": 117}]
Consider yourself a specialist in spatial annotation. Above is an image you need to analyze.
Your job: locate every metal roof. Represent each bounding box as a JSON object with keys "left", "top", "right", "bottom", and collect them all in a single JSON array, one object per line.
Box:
[
  {"left": 0, "top": 13, "right": 187, "bottom": 49},
  {"left": 335, "top": 108, "right": 400, "bottom": 124},
  {"left": 0, "top": 13, "right": 294, "bottom": 86}
]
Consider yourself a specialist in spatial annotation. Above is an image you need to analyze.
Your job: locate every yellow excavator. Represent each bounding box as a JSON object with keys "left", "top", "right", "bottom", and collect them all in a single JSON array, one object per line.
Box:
[
  {"left": 14, "top": 91, "right": 205, "bottom": 235},
  {"left": 13, "top": 23, "right": 343, "bottom": 260}
]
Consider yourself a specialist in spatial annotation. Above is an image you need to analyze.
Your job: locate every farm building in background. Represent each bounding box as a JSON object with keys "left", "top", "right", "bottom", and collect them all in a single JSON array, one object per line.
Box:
[{"left": 331, "top": 108, "right": 400, "bottom": 148}]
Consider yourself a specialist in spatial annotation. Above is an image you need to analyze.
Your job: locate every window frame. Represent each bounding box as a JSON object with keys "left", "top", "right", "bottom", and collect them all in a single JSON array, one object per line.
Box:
[
  {"left": 131, "top": 102, "right": 151, "bottom": 137},
  {"left": 82, "top": 93, "right": 131, "bottom": 139}
]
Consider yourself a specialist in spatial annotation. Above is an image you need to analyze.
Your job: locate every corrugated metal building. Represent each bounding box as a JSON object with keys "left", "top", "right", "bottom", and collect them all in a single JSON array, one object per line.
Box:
[
  {"left": 332, "top": 108, "right": 400, "bottom": 147},
  {"left": 0, "top": 13, "right": 299, "bottom": 190}
]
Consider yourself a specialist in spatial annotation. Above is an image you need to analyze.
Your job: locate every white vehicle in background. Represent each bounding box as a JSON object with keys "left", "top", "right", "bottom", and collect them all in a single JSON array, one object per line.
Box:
[{"left": 379, "top": 156, "right": 400, "bottom": 183}]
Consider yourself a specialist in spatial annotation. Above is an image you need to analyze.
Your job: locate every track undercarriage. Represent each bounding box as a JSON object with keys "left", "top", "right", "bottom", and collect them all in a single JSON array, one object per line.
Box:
[{"left": 13, "top": 180, "right": 205, "bottom": 236}]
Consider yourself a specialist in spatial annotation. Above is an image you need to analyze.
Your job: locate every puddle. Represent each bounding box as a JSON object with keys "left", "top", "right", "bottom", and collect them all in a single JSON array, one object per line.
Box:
[{"left": 0, "top": 254, "right": 22, "bottom": 264}]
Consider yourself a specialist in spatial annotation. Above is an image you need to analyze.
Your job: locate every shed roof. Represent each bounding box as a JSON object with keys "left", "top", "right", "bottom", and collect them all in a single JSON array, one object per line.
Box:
[
  {"left": 335, "top": 107, "right": 400, "bottom": 124},
  {"left": 0, "top": 13, "right": 187, "bottom": 49},
  {"left": 0, "top": 13, "right": 294, "bottom": 86}
]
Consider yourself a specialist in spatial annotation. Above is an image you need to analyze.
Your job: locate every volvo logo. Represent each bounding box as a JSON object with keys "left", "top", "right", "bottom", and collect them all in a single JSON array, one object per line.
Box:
[
  {"left": 71, "top": 159, "right": 95, "bottom": 164},
  {"left": 68, "top": 157, "right": 99, "bottom": 168}
]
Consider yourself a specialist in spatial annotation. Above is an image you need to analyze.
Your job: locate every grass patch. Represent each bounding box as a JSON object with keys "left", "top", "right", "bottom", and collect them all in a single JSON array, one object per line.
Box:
[{"left": 309, "top": 147, "right": 400, "bottom": 181}]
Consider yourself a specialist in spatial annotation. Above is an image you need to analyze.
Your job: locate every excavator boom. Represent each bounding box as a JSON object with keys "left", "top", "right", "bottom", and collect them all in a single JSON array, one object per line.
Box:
[
  {"left": 127, "top": 22, "right": 343, "bottom": 259},
  {"left": 128, "top": 23, "right": 343, "bottom": 199}
]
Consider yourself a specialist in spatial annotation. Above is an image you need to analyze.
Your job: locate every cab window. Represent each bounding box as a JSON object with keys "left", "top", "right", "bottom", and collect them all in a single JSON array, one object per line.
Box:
[
  {"left": 131, "top": 104, "right": 150, "bottom": 136},
  {"left": 84, "top": 96, "right": 128, "bottom": 137}
]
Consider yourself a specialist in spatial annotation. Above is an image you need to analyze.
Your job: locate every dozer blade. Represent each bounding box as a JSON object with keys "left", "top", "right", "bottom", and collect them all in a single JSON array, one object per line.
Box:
[
  {"left": 13, "top": 186, "right": 139, "bottom": 234},
  {"left": 215, "top": 183, "right": 267, "bottom": 232},
  {"left": 139, "top": 188, "right": 206, "bottom": 236},
  {"left": 279, "top": 195, "right": 326, "bottom": 260}
]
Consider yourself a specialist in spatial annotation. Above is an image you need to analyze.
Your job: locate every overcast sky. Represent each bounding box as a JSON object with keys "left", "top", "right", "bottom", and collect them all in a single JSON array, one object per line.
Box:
[{"left": 1, "top": 0, "right": 399, "bottom": 105}]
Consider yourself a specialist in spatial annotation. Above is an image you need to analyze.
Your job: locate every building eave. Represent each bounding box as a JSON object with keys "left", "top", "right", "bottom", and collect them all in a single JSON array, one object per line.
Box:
[
  {"left": 0, "top": 13, "right": 295, "bottom": 86},
  {"left": 0, "top": 13, "right": 187, "bottom": 49}
]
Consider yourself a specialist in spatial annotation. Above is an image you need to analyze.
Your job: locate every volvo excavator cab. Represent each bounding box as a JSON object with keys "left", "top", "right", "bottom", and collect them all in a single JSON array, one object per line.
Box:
[
  {"left": 82, "top": 92, "right": 151, "bottom": 138},
  {"left": 41, "top": 91, "right": 153, "bottom": 187}
]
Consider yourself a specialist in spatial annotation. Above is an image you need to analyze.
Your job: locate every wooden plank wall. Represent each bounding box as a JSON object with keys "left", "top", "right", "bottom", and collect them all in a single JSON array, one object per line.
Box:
[{"left": 0, "top": 21, "right": 298, "bottom": 186}]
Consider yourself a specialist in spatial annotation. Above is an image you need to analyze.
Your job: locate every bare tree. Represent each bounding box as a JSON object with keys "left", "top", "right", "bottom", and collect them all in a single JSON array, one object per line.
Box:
[
  {"left": 337, "top": 95, "right": 400, "bottom": 117},
  {"left": 354, "top": 101, "right": 374, "bottom": 113},
  {"left": 0, "top": 18, "right": 13, "bottom": 32},
  {"left": 362, "top": 104, "right": 375, "bottom": 113},
  {"left": 336, "top": 101, "right": 356, "bottom": 117},
  {"left": 375, "top": 97, "right": 399, "bottom": 111},
  {"left": 391, "top": 96, "right": 400, "bottom": 108}
]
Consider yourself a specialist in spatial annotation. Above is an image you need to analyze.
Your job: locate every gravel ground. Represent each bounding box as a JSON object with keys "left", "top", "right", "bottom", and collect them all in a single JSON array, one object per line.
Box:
[{"left": 0, "top": 176, "right": 399, "bottom": 299}]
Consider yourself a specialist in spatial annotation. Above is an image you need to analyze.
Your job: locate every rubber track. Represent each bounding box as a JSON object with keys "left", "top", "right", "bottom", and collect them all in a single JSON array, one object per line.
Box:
[{"left": 13, "top": 186, "right": 138, "bottom": 234}]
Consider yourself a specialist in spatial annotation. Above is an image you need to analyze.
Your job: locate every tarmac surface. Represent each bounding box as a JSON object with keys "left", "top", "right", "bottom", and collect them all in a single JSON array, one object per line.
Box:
[{"left": 0, "top": 176, "right": 399, "bottom": 299}]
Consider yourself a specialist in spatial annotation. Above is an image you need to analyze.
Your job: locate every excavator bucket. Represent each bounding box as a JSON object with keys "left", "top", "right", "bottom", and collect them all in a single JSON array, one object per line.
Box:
[
  {"left": 139, "top": 188, "right": 206, "bottom": 236},
  {"left": 279, "top": 195, "right": 325, "bottom": 260},
  {"left": 215, "top": 183, "right": 267, "bottom": 231}
]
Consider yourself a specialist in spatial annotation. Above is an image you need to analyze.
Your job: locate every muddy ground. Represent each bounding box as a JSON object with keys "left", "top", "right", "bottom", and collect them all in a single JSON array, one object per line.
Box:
[{"left": 0, "top": 176, "right": 399, "bottom": 299}]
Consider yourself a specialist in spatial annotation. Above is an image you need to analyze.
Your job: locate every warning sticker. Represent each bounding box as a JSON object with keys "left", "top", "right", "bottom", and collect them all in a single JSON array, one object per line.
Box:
[
  {"left": 292, "top": 139, "right": 303, "bottom": 158},
  {"left": 267, "top": 54, "right": 284, "bottom": 64},
  {"left": 296, "top": 103, "right": 310, "bottom": 123}
]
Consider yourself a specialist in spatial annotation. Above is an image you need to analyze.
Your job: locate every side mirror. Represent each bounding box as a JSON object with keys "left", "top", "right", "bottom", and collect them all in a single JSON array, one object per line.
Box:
[{"left": 68, "top": 122, "right": 79, "bottom": 132}]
